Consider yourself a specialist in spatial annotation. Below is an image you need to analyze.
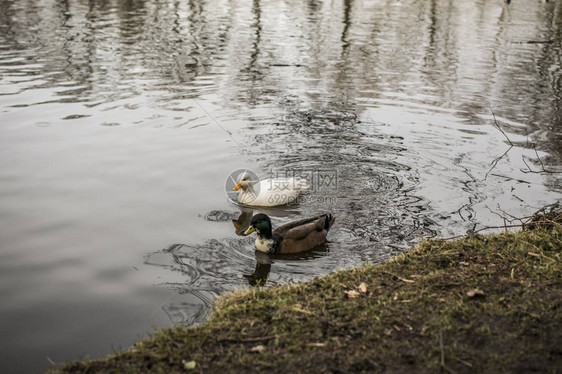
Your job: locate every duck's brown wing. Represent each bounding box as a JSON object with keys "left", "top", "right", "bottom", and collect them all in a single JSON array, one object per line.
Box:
[
  {"left": 276, "top": 230, "right": 329, "bottom": 254},
  {"left": 273, "top": 214, "right": 328, "bottom": 241}
]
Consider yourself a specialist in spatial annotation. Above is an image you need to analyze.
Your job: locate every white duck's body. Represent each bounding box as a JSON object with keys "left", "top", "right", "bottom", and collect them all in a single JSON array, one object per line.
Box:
[{"left": 233, "top": 173, "right": 309, "bottom": 207}]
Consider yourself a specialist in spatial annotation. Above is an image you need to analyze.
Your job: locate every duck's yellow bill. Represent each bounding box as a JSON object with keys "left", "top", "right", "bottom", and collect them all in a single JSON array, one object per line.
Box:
[
  {"left": 233, "top": 182, "right": 242, "bottom": 191},
  {"left": 244, "top": 225, "right": 256, "bottom": 235}
]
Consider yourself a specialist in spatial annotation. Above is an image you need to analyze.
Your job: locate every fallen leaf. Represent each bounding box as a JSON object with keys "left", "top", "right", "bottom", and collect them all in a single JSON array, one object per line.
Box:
[
  {"left": 249, "top": 345, "right": 265, "bottom": 353},
  {"left": 345, "top": 290, "right": 360, "bottom": 299},
  {"left": 358, "top": 282, "right": 367, "bottom": 294},
  {"left": 183, "top": 360, "right": 196, "bottom": 370},
  {"left": 467, "top": 288, "right": 485, "bottom": 298}
]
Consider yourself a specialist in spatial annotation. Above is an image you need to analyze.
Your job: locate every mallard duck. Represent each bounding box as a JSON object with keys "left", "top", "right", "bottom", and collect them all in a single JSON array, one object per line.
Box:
[
  {"left": 232, "top": 171, "right": 308, "bottom": 207},
  {"left": 244, "top": 213, "right": 335, "bottom": 254}
]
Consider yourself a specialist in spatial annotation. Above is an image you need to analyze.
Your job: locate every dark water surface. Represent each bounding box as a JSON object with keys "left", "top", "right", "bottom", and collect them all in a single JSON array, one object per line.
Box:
[{"left": 1, "top": 0, "right": 561, "bottom": 372}]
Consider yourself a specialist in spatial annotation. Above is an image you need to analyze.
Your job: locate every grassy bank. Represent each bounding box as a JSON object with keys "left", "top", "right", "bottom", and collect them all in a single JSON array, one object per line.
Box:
[{"left": 52, "top": 210, "right": 561, "bottom": 373}]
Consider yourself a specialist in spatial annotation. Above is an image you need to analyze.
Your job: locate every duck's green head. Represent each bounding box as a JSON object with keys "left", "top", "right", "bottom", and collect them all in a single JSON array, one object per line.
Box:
[{"left": 244, "top": 213, "right": 272, "bottom": 238}]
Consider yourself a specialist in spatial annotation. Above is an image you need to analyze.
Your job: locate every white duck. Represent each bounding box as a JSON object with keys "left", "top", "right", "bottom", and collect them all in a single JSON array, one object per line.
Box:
[{"left": 232, "top": 171, "right": 309, "bottom": 207}]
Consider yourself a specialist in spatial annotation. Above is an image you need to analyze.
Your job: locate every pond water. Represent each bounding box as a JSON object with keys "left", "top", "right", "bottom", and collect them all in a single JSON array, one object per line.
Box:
[{"left": 1, "top": 0, "right": 561, "bottom": 372}]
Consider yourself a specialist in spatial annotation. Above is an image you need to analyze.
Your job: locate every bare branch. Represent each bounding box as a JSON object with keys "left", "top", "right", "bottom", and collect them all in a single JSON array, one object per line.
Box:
[
  {"left": 521, "top": 154, "right": 562, "bottom": 174},
  {"left": 485, "top": 108, "right": 514, "bottom": 179},
  {"left": 534, "top": 146, "right": 546, "bottom": 171},
  {"left": 438, "top": 202, "right": 561, "bottom": 240},
  {"left": 485, "top": 145, "right": 513, "bottom": 179},
  {"left": 549, "top": 147, "right": 562, "bottom": 160},
  {"left": 490, "top": 108, "right": 513, "bottom": 146}
]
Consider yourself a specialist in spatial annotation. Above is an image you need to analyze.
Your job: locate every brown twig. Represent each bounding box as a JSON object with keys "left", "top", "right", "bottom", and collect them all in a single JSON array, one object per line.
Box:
[
  {"left": 453, "top": 356, "right": 473, "bottom": 368},
  {"left": 439, "top": 327, "right": 457, "bottom": 374},
  {"left": 217, "top": 334, "right": 283, "bottom": 343},
  {"left": 380, "top": 271, "right": 415, "bottom": 283}
]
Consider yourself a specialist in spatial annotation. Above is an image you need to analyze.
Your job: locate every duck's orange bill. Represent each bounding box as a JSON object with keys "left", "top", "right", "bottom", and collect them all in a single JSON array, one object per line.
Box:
[{"left": 233, "top": 182, "right": 242, "bottom": 191}]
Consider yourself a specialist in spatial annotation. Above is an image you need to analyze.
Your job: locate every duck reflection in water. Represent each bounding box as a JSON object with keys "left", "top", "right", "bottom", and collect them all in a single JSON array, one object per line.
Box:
[
  {"left": 243, "top": 251, "right": 272, "bottom": 286},
  {"left": 231, "top": 206, "right": 296, "bottom": 236},
  {"left": 231, "top": 208, "right": 253, "bottom": 236},
  {"left": 243, "top": 247, "right": 329, "bottom": 287}
]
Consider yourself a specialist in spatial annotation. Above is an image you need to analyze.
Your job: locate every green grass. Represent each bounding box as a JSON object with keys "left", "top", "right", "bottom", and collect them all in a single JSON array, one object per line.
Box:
[{"left": 52, "top": 209, "right": 562, "bottom": 373}]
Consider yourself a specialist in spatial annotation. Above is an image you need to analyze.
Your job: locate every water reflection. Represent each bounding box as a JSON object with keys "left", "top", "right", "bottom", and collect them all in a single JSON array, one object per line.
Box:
[
  {"left": 206, "top": 205, "right": 300, "bottom": 235},
  {"left": 243, "top": 251, "right": 272, "bottom": 286},
  {"left": 231, "top": 209, "right": 253, "bottom": 236},
  {"left": 244, "top": 246, "right": 329, "bottom": 287},
  {"left": 2, "top": 0, "right": 561, "bottom": 145}
]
